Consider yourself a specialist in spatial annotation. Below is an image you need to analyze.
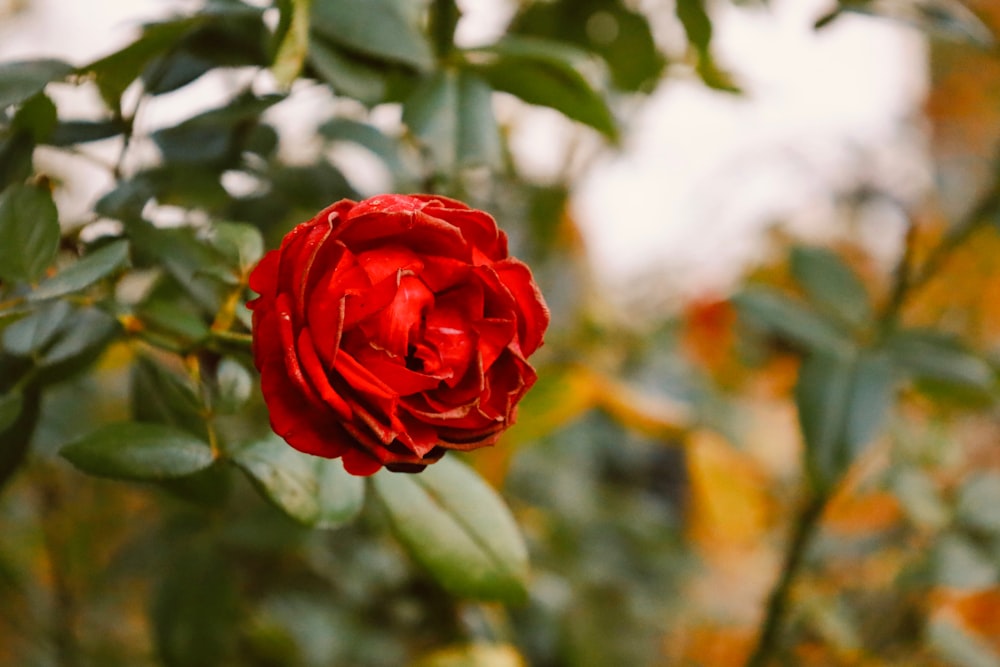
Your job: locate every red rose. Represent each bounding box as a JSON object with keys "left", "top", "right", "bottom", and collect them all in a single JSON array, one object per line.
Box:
[{"left": 247, "top": 194, "right": 549, "bottom": 476}]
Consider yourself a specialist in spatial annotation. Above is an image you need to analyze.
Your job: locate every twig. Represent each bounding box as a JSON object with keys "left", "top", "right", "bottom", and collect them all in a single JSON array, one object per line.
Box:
[{"left": 745, "top": 492, "right": 828, "bottom": 667}]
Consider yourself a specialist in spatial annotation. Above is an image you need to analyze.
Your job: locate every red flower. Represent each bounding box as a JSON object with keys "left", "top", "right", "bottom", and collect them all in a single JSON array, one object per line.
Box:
[{"left": 247, "top": 194, "right": 549, "bottom": 476}]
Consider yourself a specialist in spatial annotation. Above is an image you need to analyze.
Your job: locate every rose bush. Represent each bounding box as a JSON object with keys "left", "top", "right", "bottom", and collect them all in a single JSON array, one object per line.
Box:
[{"left": 247, "top": 194, "right": 549, "bottom": 476}]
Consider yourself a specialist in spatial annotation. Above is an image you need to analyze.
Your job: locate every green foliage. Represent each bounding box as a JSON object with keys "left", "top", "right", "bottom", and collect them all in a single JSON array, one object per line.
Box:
[
  {"left": 60, "top": 422, "right": 216, "bottom": 481},
  {"left": 0, "top": 182, "right": 60, "bottom": 284},
  {"left": 372, "top": 455, "right": 529, "bottom": 603}
]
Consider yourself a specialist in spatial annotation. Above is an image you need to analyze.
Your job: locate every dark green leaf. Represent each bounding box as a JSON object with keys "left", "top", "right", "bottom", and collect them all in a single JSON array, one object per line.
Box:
[
  {"left": 137, "top": 297, "right": 211, "bottom": 348},
  {"left": 403, "top": 69, "right": 501, "bottom": 171},
  {"left": 0, "top": 183, "right": 60, "bottom": 284},
  {"left": 734, "top": 287, "right": 849, "bottom": 353},
  {"left": 886, "top": 328, "right": 994, "bottom": 395},
  {"left": 510, "top": 0, "right": 665, "bottom": 92},
  {"left": 315, "top": 457, "right": 365, "bottom": 528},
  {"left": 83, "top": 19, "right": 199, "bottom": 108},
  {"left": 127, "top": 220, "right": 229, "bottom": 314},
  {"left": 311, "top": 0, "right": 434, "bottom": 70},
  {"left": 12, "top": 93, "right": 57, "bottom": 142},
  {"left": 151, "top": 94, "right": 282, "bottom": 164},
  {"left": 37, "top": 306, "right": 119, "bottom": 371},
  {"left": 675, "top": 0, "right": 712, "bottom": 53},
  {"left": 0, "top": 390, "right": 23, "bottom": 432},
  {"left": 0, "top": 59, "right": 72, "bottom": 109},
  {"left": 0, "top": 385, "right": 39, "bottom": 493},
  {"left": 152, "top": 545, "right": 240, "bottom": 667},
  {"left": 0, "top": 131, "right": 35, "bottom": 191},
  {"left": 306, "top": 35, "right": 391, "bottom": 104},
  {"left": 797, "top": 349, "right": 895, "bottom": 490},
  {"left": 232, "top": 435, "right": 321, "bottom": 525},
  {"left": 372, "top": 455, "right": 529, "bottom": 602},
  {"left": 29, "top": 239, "right": 129, "bottom": 301},
  {"left": 61, "top": 421, "right": 215, "bottom": 481},
  {"left": 2, "top": 299, "right": 72, "bottom": 357},
  {"left": 319, "top": 117, "right": 410, "bottom": 182},
  {"left": 131, "top": 354, "right": 205, "bottom": 436},
  {"left": 790, "top": 246, "right": 871, "bottom": 327},
  {"left": 468, "top": 36, "right": 617, "bottom": 140},
  {"left": 47, "top": 119, "right": 127, "bottom": 146}
]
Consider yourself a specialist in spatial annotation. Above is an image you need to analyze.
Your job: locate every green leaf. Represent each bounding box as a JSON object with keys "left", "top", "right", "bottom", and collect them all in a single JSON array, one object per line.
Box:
[
  {"left": 232, "top": 436, "right": 320, "bottom": 525},
  {"left": 61, "top": 421, "right": 215, "bottom": 481},
  {"left": 372, "top": 456, "right": 529, "bottom": 602},
  {"left": 676, "top": 0, "right": 739, "bottom": 92},
  {"left": 510, "top": 0, "right": 665, "bottom": 92},
  {"left": 205, "top": 221, "right": 263, "bottom": 275},
  {"left": 0, "top": 131, "right": 35, "bottom": 191},
  {"left": 468, "top": 36, "right": 618, "bottom": 140},
  {"left": 314, "top": 457, "right": 365, "bottom": 528},
  {"left": 272, "top": 0, "right": 312, "bottom": 88},
  {"left": 933, "top": 533, "right": 997, "bottom": 589},
  {"left": 37, "top": 306, "right": 119, "bottom": 372},
  {"left": 29, "top": 239, "right": 130, "bottom": 301},
  {"left": 319, "top": 118, "right": 410, "bottom": 182},
  {"left": 956, "top": 473, "right": 1000, "bottom": 534},
  {"left": 886, "top": 328, "right": 995, "bottom": 395},
  {"left": 796, "top": 348, "right": 895, "bottom": 490},
  {"left": 131, "top": 354, "right": 205, "bottom": 436},
  {"left": 83, "top": 19, "right": 199, "bottom": 108},
  {"left": 0, "top": 59, "right": 72, "bottom": 109},
  {"left": 734, "top": 287, "right": 850, "bottom": 353},
  {"left": 311, "top": 0, "right": 434, "bottom": 71},
  {"left": 0, "top": 385, "right": 39, "bottom": 493},
  {"left": 150, "top": 94, "right": 282, "bottom": 164},
  {"left": 0, "top": 390, "right": 23, "bottom": 432},
  {"left": 2, "top": 299, "right": 72, "bottom": 357},
  {"left": 306, "top": 35, "right": 392, "bottom": 105},
  {"left": 0, "top": 183, "right": 60, "bottom": 284},
  {"left": 213, "top": 357, "right": 252, "bottom": 414},
  {"left": 152, "top": 545, "right": 240, "bottom": 667},
  {"left": 12, "top": 93, "right": 58, "bottom": 142},
  {"left": 403, "top": 69, "right": 502, "bottom": 171},
  {"left": 790, "top": 246, "right": 871, "bottom": 327},
  {"left": 47, "top": 119, "right": 127, "bottom": 146}
]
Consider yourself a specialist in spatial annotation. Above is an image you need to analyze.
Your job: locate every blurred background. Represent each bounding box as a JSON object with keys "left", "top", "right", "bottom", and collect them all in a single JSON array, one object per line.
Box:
[{"left": 2, "top": 0, "right": 1000, "bottom": 665}]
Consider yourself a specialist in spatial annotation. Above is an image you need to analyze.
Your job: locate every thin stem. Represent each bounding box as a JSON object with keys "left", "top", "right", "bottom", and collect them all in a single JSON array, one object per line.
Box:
[
  {"left": 745, "top": 492, "right": 828, "bottom": 667},
  {"left": 208, "top": 329, "right": 253, "bottom": 349}
]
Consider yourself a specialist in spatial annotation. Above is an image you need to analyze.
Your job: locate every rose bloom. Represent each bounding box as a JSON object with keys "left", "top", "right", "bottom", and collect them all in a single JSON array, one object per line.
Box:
[{"left": 247, "top": 194, "right": 549, "bottom": 476}]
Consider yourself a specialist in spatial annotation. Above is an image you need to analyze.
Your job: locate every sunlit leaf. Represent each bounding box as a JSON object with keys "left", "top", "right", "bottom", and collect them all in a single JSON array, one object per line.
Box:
[
  {"left": 272, "top": 0, "right": 312, "bottom": 88},
  {"left": 61, "top": 421, "right": 215, "bottom": 481},
  {"left": 372, "top": 456, "right": 528, "bottom": 602}
]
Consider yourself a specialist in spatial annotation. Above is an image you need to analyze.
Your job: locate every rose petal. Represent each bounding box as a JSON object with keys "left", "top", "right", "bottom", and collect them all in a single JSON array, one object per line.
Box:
[
  {"left": 341, "top": 447, "right": 383, "bottom": 476},
  {"left": 493, "top": 259, "right": 549, "bottom": 356},
  {"left": 296, "top": 327, "right": 353, "bottom": 420},
  {"left": 247, "top": 249, "right": 280, "bottom": 305},
  {"left": 356, "top": 245, "right": 424, "bottom": 284},
  {"left": 374, "top": 274, "right": 435, "bottom": 359}
]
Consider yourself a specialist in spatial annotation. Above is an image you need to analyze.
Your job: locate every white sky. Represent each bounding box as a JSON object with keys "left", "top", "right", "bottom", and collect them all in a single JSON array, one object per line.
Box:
[{"left": 0, "top": 0, "right": 929, "bottom": 309}]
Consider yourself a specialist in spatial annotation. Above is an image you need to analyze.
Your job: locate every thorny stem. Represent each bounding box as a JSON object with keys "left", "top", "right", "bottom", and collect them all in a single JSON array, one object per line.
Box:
[{"left": 745, "top": 492, "right": 828, "bottom": 667}]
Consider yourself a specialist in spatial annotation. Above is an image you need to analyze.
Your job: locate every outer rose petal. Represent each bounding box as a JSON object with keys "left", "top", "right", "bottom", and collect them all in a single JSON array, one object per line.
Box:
[{"left": 248, "top": 193, "right": 548, "bottom": 476}]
